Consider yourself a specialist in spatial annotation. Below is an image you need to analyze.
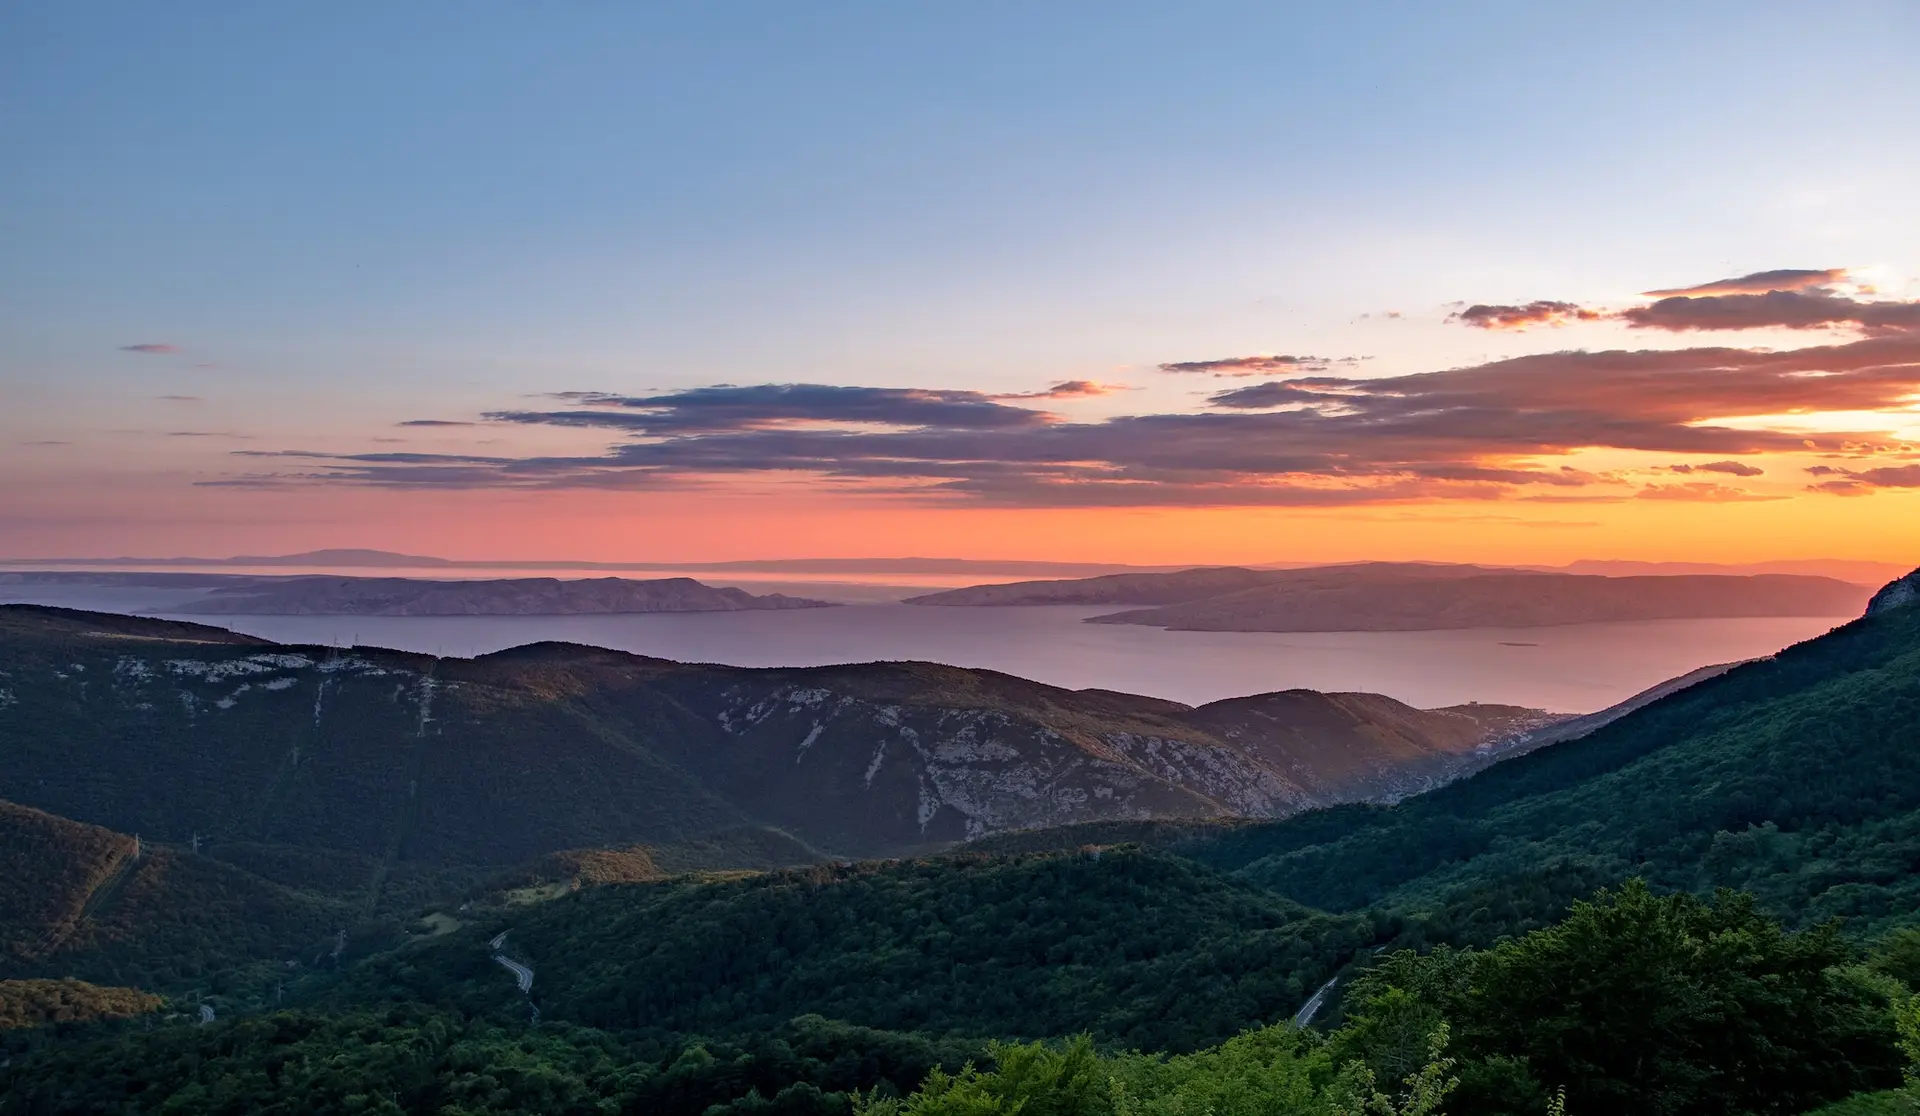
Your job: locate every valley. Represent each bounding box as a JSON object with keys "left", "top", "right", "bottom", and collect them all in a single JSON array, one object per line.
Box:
[{"left": 2, "top": 570, "right": 1916, "bottom": 1116}]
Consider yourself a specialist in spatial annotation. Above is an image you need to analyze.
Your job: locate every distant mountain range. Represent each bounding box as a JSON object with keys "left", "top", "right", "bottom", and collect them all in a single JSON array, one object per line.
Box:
[
  {"left": 907, "top": 562, "right": 1875, "bottom": 630},
  {"left": 0, "top": 572, "right": 833, "bottom": 615},
  {"left": 0, "top": 548, "right": 1906, "bottom": 584},
  {"left": 178, "top": 575, "right": 834, "bottom": 615},
  {"left": 0, "top": 549, "right": 1181, "bottom": 578},
  {"left": 1547, "top": 557, "right": 1910, "bottom": 582}
]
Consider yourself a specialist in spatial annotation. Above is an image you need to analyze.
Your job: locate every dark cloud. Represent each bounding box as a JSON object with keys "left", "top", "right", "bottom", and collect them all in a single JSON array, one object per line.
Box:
[
  {"left": 1618, "top": 289, "right": 1920, "bottom": 334},
  {"left": 486, "top": 383, "right": 1054, "bottom": 435},
  {"left": 20, "top": 440, "right": 72, "bottom": 446},
  {"left": 1157, "top": 355, "right": 1357, "bottom": 377},
  {"left": 226, "top": 326, "right": 1920, "bottom": 507},
  {"left": 1459, "top": 267, "right": 1920, "bottom": 336},
  {"left": 1449, "top": 301, "right": 1604, "bottom": 330},
  {"left": 1669, "top": 460, "right": 1764, "bottom": 477},
  {"left": 1804, "top": 463, "right": 1920, "bottom": 494},
  {"left": 397, "top": 419, "right": 479, "bottom": 427},
  {"left": 1643, "top": 269, "right": 1848, "bottom": 297},
  {"left": 167, "top": 431, "right": 251, "bottom": 439},
  {"left": 157, "top": 395, "right": 204, "bottom": 403},
  {"left": 1206, "top": 381, "right": 1343, "bottom": 409},
  {"left": 120, "top": 343, "right": 178, "bottom": 355}
]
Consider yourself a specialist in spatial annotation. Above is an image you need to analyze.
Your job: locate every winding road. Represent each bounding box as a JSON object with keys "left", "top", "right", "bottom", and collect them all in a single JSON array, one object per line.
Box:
[
  {"left": 1291, "top": 977, "right": 1337, "bottom": 1028},
  {"left": 492, "top": 953, "right": 534, "bottom": 993},
  {"left": 487, "top": 930, "right": 536, "bottom": 996}
]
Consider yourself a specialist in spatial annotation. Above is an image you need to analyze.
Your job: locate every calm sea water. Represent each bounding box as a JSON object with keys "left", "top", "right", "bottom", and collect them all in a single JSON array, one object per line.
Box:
[{"left": 0, "top": 584, "right": 1847, "bottom": 713}]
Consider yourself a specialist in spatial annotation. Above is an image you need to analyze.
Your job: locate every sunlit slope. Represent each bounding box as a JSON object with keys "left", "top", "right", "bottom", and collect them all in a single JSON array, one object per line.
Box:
[{"left": 0, "top": 799, "right": 348, "bottom": 987}]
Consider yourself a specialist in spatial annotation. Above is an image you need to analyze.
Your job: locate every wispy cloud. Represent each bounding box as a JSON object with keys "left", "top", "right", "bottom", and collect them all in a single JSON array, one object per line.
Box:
[
  {"left": 397, "top": 419, "right": 479, "bottom": 427},
  {"left": 157, "top": 394, "right": 204, "bottom": 403},
  {"left": 119, "top": 343, "right": 179, "bottom": 355},
  {"left": 1636, "top": 482, "right": 1781, "bottom": 502},
  {"left": 989, "top": 379, "right": 1129, "bottom": 400}
]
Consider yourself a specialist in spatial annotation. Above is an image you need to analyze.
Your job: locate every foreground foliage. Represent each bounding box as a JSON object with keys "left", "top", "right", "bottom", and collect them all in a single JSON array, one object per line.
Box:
[
  {"left": 1334, "top": 882, "right": 1905, "bottom": 1115},
  {"left": 0, "top": 1008, "right": 979, "bottom": 1116},
  {"left": 7, "top": 877, "right": 1911, "bottom": 1115}
]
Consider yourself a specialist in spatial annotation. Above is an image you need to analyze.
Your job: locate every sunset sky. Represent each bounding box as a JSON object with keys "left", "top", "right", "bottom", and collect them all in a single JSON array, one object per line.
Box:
[{"left": 4, "top": 3, "right": 1918, "bottom": 565}]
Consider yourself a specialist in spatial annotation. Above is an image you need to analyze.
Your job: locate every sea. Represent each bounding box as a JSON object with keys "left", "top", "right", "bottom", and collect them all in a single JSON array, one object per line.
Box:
[{"left": 0, "top": 575, "right": 1849, "bottom": 714}]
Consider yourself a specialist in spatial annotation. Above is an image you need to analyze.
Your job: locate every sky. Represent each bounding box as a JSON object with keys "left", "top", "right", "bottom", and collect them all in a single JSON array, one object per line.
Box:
[{"left": 3, "top": 2, "right": 1919, "bottom": 565}]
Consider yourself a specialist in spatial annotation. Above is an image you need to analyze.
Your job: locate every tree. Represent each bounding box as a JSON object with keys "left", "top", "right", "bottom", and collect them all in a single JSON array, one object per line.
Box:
[{"left": 1343, "top": 881, "right": 1906, "bottom": 1116}]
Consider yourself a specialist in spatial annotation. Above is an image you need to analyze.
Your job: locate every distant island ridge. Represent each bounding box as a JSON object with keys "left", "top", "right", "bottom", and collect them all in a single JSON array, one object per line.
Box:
[
  {"left": 0, "top": 561, "right": 1887, "bottom": 628},
  {"left": 0, "top": 549, "right": 1905, "bottom": 584},
  {"left": 904, "top": 562, "right": 1879, "bottom": 632},
  {"left": 0, "top": 549, "right": 1184, "bottom": 579},
  {"left": 0, "top": 573, "right": 834, "bottom": 616},
  {"left": 0, "top": 553, "right": 1900, "bottom": 625}
]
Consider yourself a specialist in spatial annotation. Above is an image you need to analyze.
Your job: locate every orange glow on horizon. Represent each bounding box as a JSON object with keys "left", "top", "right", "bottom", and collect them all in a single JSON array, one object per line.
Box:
[{"left": 5, "top": 467, "right": 1916, "bottom": 568}]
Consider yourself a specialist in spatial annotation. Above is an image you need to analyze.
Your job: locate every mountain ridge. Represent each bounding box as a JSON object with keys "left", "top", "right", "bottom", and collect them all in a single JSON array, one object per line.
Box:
[
  {"left": 0, "top": 605, "right": 1559, "bottom": 876},
  {"left": 1170, "top": 566, "right": 1920, "bottom": 932}
]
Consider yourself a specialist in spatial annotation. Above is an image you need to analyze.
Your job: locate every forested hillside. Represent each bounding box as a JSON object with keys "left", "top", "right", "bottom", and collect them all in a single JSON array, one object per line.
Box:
[
  {"left": 0, "top": 799, "right": 354, "bottom": 988},
  {"left": 326, "top": 849, "right": 1374, "bottom": 1053},
  {"left": 1177, "top": 591, "right": 1920, "bottom": 937},
  {"left": 3, "top": 580, "right": 1919, "bottom": 1114},
  {"left": 3, "top": 879, "right": 1911, "bottom": 1115}
]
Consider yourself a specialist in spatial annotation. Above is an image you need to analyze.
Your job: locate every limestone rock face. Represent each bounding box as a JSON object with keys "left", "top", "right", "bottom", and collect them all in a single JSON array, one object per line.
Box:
[
  {"left": 1866, "top": 569, "right": 1920, "bottom": 616},
  {"left": 0, "top": 605, "right": 1558, "bottom": 862}
]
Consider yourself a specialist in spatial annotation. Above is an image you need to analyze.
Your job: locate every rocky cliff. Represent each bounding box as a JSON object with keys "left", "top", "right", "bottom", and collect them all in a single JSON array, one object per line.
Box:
[
  {"left": 0, "top": 605, "right": 1557, "bottom": 867},
  {"left": 1867, "top": 568, "right": 1920, "bottom": 616}
]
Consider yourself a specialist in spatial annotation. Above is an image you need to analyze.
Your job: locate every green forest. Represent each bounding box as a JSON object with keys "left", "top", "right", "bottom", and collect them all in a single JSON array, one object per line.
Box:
[
  {"left": 5, "top": 881, "right": 1919, "bottom": 1115},
  {"left": 3, "top": 600, "right": 1920, "bottom": 1112}
]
